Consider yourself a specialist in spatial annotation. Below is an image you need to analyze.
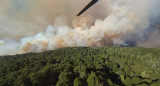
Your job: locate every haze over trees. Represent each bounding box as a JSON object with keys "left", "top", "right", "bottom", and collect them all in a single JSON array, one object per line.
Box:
[{"left": 0, "top": 47, "right": 160, "bottom": 86}]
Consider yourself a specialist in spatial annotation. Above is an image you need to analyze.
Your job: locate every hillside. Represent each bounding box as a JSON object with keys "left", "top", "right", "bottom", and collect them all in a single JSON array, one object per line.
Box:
[{"left": 0, "top": 47, "right": 160, "bottom": 86}]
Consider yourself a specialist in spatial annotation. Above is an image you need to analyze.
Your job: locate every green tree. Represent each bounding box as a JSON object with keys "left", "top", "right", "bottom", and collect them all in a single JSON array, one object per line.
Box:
[
  {"left": 87, "top": 72, "right": 101, "bottom": 86},
  {"left": 73, "top": 77, "right": 82, "bottom": 86},
  {"left": 56, "top": 70, "right": 73, "bottom": 86}
]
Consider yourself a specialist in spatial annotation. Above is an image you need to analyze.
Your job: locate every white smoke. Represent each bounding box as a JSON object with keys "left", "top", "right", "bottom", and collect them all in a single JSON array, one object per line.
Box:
[{"left": 0, "top": 0, "right": 160, "bottom": 55}]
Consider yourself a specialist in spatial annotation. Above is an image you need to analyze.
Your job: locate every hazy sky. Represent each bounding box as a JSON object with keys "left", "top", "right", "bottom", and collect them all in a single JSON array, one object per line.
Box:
[{"left": 0, "top": 0, "right": 160, "bottom": 55}]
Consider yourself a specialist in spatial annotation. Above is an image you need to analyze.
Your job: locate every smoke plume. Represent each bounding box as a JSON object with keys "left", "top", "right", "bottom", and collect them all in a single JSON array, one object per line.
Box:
[{"left": 0, "top": 0, "right": 160, "bottom": 55}]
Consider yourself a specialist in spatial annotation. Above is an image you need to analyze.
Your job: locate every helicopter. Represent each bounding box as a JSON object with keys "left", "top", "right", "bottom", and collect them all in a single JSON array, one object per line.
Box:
[{"left": 77, "top": 0, "right": 99, "bottom": 16}]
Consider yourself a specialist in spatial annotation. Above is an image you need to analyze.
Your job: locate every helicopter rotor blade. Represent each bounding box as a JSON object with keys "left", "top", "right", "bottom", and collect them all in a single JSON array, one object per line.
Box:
[{"left": 77, "top": 0, "right": 99, "bottom": 16}]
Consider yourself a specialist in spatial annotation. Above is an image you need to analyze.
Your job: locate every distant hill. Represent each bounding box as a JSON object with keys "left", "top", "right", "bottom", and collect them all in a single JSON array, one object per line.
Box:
[{"left": 0, "top": 47, "right": 160, "bottom": 86}]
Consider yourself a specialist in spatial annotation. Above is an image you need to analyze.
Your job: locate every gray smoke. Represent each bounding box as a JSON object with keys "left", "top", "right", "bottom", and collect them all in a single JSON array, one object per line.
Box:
[{"left": 0, "top": 0, "right": 160, "bottom": 55}]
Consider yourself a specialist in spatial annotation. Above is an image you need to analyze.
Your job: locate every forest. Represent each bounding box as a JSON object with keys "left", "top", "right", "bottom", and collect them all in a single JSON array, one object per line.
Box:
[{"left": 0, "top": 46, "right": 160, "bottom": 86}]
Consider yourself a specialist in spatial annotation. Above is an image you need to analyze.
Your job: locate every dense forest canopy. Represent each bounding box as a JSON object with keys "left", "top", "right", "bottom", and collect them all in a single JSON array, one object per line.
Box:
[{"left": 0, "top": 47, "right": 160, "bottom": 86}]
